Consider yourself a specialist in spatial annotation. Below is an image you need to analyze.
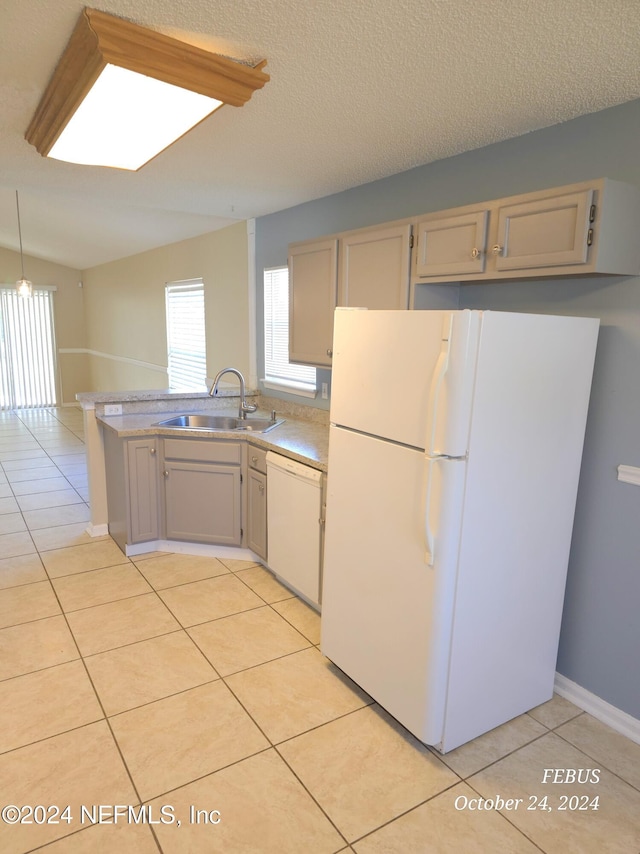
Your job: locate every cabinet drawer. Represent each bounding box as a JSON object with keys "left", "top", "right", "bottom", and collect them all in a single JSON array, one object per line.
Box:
[
  {"left": 248, "top": 445, "right": 268, "bottom": 474},
  {"left": 162, "top": 438, "right": 242, "bottom": 465}
]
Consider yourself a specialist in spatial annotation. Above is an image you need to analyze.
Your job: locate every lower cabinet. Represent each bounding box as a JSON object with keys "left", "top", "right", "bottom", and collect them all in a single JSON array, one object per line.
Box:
[
  {"left": 104, "top": 431, "right": 294, "bottom": 560},
  {"left": 128, "top": 438, "right": 160, "bottom": 544},
  {"left": 162, "top": 438, "right": 242, "bottom": 546},
  {"left": 103, "top": 432, "right": 160, "bottom": 553},
  {"left": 247, "top": 445, "right": 268, "bottom": 559}
]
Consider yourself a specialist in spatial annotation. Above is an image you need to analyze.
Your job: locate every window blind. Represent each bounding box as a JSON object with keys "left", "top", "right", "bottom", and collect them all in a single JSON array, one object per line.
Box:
[
  {"left": 263, "top": 266, "right": 316, "bottom": 393},
  {"left": 0, "top": 288, "right": 58, "bottom": 409},
  {"left": 165, "top": 280, "right": 206, "bottom": 390}
]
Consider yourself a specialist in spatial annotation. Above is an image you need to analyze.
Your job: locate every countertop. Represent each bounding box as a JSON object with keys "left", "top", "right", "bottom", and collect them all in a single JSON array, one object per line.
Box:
[{"left": 98, "top": 408, "right": 330, "bottom": 472}]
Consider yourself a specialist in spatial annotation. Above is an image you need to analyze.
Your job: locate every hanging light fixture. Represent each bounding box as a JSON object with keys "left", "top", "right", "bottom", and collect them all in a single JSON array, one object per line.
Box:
[
  {"left": 15, "top": 191, "right": 33, "bottom": 299},
  {"left": 25, "top": 8, "right": 269, "bottom": 171}
]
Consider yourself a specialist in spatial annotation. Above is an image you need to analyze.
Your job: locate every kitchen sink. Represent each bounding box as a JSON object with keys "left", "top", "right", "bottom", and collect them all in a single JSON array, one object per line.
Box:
[{"left": 154, "top": 414, "right": 285, "bottom": 433}]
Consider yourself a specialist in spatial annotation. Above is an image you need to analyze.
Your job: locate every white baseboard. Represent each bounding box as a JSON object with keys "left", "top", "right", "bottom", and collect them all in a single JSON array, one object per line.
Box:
[
  {"left": 124, "top": 539, "right": 261, "bottom": 563},
  {"left": 554, "top": 673, "right": 640, "bottom": 745}
]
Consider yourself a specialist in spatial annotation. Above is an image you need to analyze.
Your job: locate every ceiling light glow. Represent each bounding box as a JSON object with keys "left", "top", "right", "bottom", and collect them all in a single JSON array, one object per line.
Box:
[{"left": 48, "top": 65, "right": 222, "bottom": 170}]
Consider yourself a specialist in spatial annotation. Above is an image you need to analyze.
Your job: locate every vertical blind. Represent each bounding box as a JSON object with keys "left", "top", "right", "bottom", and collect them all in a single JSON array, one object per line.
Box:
[
  {"left": 165, "top": 279, "right": 206, "bottom": 390},
  {"left": 264, "top": 266, "right": 316, "bottom": 391},
  {"left": 0, "top": 288, "right": 58, "bottom": 410}
]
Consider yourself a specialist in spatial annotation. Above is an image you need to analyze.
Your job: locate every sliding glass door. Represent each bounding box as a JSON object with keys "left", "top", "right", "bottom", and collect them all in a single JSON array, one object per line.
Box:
[{"left": 0, "top": 288, "right": 58, "bottom": 409}]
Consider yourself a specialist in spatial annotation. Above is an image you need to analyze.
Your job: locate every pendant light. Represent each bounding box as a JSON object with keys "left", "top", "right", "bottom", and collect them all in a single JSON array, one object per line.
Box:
[{"left": 15, "top": 191, "right": 33, "bottom": 299}]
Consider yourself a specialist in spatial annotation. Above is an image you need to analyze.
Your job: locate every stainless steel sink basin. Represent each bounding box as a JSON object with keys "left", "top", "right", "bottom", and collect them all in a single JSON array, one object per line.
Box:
[{"left": 154, "top": 414, "right": 285, "bottom": 433}]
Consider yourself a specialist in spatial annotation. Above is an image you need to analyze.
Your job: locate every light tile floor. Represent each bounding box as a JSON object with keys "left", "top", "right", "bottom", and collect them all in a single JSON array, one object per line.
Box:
[{"left": 0, "top": 407, "right": 639, "bottom": 853}]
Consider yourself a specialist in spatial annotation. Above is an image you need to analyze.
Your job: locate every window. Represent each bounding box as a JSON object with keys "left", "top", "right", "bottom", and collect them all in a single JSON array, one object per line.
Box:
[
  {"left": 165, "top": 279, "right": 206, "bottom": 390},
  {"left": 0, "top": 288, "right": 58, "bottom": 409},
  {"left": 263, "top": 266, "right": 316, "bottom": 395}
]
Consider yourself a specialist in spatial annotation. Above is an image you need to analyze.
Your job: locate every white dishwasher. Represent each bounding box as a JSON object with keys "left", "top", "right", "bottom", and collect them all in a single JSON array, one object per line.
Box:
[{"left": 266, "top": 451, "right": 323, "bottom": 608}]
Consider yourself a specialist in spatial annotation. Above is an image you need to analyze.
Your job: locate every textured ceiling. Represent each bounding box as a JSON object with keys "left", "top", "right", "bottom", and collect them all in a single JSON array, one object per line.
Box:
[{"left": 1, "top": 0, "right": 640, "bottom": 270}]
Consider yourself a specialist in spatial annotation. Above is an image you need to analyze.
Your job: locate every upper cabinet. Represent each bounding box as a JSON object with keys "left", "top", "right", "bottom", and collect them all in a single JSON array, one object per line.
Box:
[
  {"left": 338, "top": 223, "right": 412, "bottom": 309},
  {"left": 492, "top": 188, "right": 593, "bottom": 272},
  {"left": 289, "top": 238, "right": 338, "bottom": 368},
  {"left": 289, "top": 223, "right": 412, "bottom": 367},
  {"left": 413, "top": 179, "right": 640, "bottom": 283},
  {"left": 287, "top": 178, "right": 640, "bottom": 369},
  {"left": 415, "top": 210, "right": 489, "bottom": 278}
]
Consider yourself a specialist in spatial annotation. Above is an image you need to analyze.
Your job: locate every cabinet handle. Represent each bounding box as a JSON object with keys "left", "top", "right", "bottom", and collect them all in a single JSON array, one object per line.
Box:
[
  {"left": 492, "top": 244, "right": 504, "bottom": 256},
  {"left": 150, "top": 447, "right": 156, "bottom": 455},
  {"left": 326, "top": 349, "right": 333, "bottom": 357},
  {"left": 259, "top": 484, "right": 265, "bottom": 494},
  {"left": 471, "top": 247, "right": 483, "bottom": 259},
  {"left": 251, "top": 456, "right": 258, "bottom": 465},
  {"left": 163, "top": 470, "right": 169, "bottom": 478}
]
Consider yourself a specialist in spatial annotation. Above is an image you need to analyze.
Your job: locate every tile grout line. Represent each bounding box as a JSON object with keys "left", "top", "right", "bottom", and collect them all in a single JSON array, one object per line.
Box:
[
  {"left": 0, "top": 411, "right": 88, "bottom": 560},
  {"left": 4, "top": 410, "right": 636, "bottom": 852},
  {"left": 13, "top": 408, "right": 88, "bottom": 504},
  {"left": 168, "top": 573, "right": 354, "bottom": 847},
  {"left": 30, "top": 493, "right": 167, "bottom": 852},
  {"left": 183, "top": 626, "right": 352, "bottom": 849},
  {"left": 0, "top": 409, "right": 168, "bottom": 853},
  {"left": 552, "top": 719, "right": 640, "bottom": 795}
]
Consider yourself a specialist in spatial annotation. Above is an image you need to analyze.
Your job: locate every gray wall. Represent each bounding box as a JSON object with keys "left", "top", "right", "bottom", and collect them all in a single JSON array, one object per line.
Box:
[{"left": 255, "top": 98, "right": 640, "bottom": 718}]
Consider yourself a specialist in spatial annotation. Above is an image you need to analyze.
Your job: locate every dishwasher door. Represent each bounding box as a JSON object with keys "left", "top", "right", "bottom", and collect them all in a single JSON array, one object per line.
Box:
[{"left": 266, "top": 451, "right": 323, "bottom": 608}]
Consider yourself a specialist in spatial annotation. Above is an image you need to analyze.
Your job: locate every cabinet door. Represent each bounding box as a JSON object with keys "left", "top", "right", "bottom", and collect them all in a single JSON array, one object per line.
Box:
[
  {"left": 415, "top": 211, "right": 488, "bottom": 278},
  {"left": 127, "top": 438, "right": 159, "bottom": 544},
  {"left": 493, "top": 189, "right": 594, "bottom": 271},
  {"left": 289, "top": 238, "right": 338, "bottom": 367},
  {"left": 164, "top": 461, "right": 241, "bottom": 545},
  {"left": 247, "top": 468, "right": 267, "bottom": 559},
  {"left": 339, "top": 223, "right": 412, "bottom": 309}
]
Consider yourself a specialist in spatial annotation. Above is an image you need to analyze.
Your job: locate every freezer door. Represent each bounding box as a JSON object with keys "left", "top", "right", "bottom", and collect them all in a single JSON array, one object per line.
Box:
[
  {"left": 330, "top": 308, "right": 479, "bottom": 454},
  {"left": 321, "top": 425, "right": 467, "bottom": 745}
]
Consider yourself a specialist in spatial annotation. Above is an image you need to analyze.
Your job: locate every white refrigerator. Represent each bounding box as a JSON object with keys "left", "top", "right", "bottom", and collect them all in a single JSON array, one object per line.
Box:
[{"left": 321, "top": 308, "right": 599, "bottom": 753}]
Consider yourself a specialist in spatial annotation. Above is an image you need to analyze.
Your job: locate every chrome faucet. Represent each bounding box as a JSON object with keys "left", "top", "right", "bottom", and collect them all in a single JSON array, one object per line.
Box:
[{"left": 209, "top": 367, "right": 257, "bottom": 420}]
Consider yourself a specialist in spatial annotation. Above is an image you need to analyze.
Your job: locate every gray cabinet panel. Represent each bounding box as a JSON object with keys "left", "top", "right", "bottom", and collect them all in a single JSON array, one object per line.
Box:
[
  {"left": 163, "top": 438, "right": 242, "bottom": 464},
  {"left": 339, "top": 223, "right": 412, "bottom": 309},
  {"left": 289, "top": 238, "right": 338, "bottom": 367},
  {"left": 494, "top": 189, "right": 593, "bottom": 271},
  {"left": 103, "top": 432, "right": 159, "bottom": 552},
  {"left": 164, "top": 461, "right": 241, "bottom": 545},
  {"left": 415, "top": 211, "right": 488, "bottom": 278},
  {"left": 127, "top": 439, "right": 160, "bottom": 543},
  {"left": 247, "top": 468, "right": 267, "bottom": 559}
]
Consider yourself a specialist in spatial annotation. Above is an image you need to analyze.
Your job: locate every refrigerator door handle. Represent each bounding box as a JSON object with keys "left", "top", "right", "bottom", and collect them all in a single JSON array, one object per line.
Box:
[
  {"left": 423, "top": 457, "right": 436, "bottom": 566},
  {"left": 425, "top": 315, "right": 452, "bottom": 455}
]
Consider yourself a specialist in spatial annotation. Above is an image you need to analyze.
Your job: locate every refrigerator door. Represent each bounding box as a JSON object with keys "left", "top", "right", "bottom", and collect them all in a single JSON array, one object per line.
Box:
[
  {"left": 321, "top": 424, "right": 467, "bottom": 745},
  {"left": 438, "top": 310, "right": 600, "bottom": 752},
  {"left": 330, "top": 308, "right": 479, "bottom": 454}
]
